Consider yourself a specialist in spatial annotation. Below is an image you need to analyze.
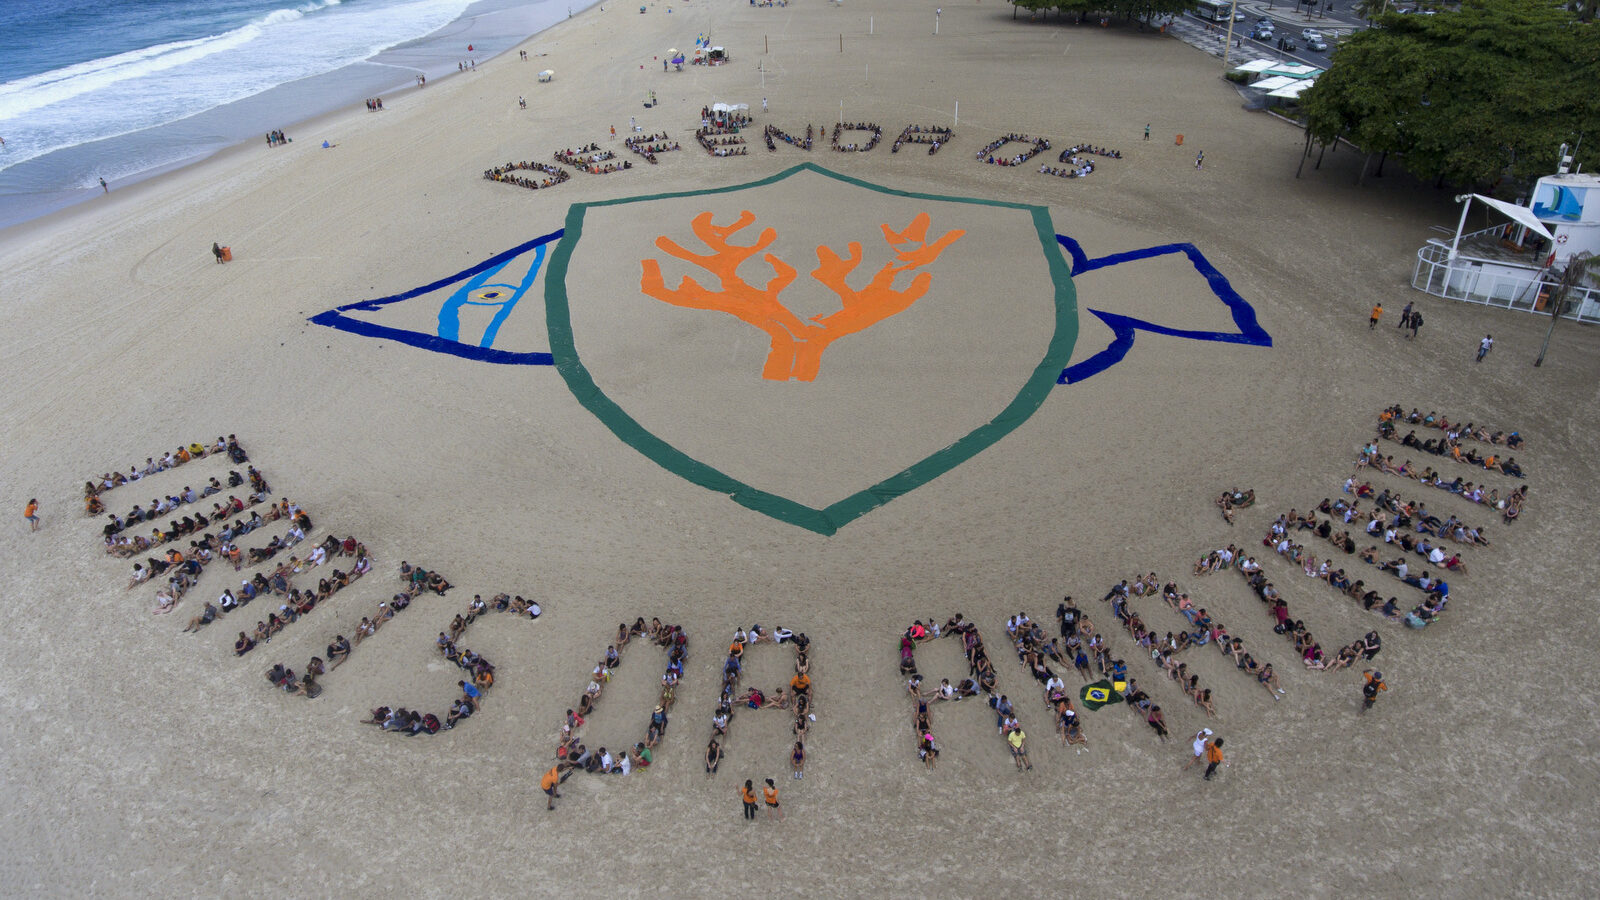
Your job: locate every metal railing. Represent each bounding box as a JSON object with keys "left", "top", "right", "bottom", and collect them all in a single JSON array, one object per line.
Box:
[{"left": 1412, "top": 242, "right": 1600, "bottom": 325}]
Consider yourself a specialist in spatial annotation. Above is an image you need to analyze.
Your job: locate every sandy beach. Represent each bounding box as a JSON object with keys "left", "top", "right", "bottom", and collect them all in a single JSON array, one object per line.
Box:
[{"left": 2, "top": 0, "right": 1598, "bottom": 895}]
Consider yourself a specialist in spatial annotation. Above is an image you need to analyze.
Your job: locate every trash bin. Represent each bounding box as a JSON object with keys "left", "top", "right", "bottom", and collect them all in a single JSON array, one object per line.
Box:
[
  {"left": 1175, "top": 134, "right": 1184, "bottom": 146},
  {"left": 221, "top": 246, "right": 233, "bottom": 262}
]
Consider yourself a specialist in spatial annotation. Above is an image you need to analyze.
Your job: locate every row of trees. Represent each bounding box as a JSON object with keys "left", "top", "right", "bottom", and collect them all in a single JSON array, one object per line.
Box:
[{"left": 1301, "top": 0, "right": 1599, "bottom": 187}]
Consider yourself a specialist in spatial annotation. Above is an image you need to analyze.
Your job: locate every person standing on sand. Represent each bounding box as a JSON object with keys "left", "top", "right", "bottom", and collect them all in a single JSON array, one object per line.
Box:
[
  {"left": 1477, "top": 334, "right": 1493, "bottom": 362},
  {"left": 763, "top": 778, "right": 784, "bottom": 821},
  {"left": 1408, "top": 310, "right": 1423, "bottom": 340},
  {"left": 25, "top": 498, "right": 40, "bottom": 531},
  {"left": 213, "top": 243, "right": 224, "bottom": 264},
  {"left": 1360, "top": 669, "right": 1387, "bottom": 714},
  {"left": 1202, "top": 737, "right": 1225, "bottom": 780},
  {"left": 1144, "top": 123, "right": 1150, "bottom": 141},
  {"left": 741, "top": 779, "right": 758, "bottom": 820},
  {"left": 1398, "top": 301, "right": 1413, "bottom": 329},
  {"left": 1195, "top": 151, "right": 1204, "bottom": 169},
  {"left": 1369, "top": 303, "right": 1382, "bottom": 329}
]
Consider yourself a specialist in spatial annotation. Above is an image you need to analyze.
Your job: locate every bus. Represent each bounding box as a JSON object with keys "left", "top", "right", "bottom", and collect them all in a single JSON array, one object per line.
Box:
[{"left": 1193, "top": 0, "right": 1239, "bottom": 22}]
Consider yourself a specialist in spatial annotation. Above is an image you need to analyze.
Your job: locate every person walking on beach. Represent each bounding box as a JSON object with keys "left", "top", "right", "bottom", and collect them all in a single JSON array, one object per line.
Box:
[
  {"left": 1181, "top": 728, "right": 1214, "bottom": 771},
  {"left": 740, "top": 779, "right": 759, "bottom": 820},
  {"left": 1195, "top": 150, "right": 1204, "bottom": 169},
  {"left": 762, "top": 97, "right": 768, "bottom": 113},
  {"left": 213, "top": 242, "right": 224, "bottom": 264},
  {"left": 1476, "top": 334, "right": 1493, "bottom": 362},
  {"left": 24, "top": 498, "right": 40, "bottom": 531},
  {"left": 1408, "top": 310, "right": 1423, "bottom": 340},
  {"left": 1369, "top": 303, "right": 1382, "bottom": 329},
  {"left": 1360, "top": 669, "right": 1387, "bottom": 714},
  {"left": 99, "top": 177, "right": 108, "bottom": 193},
  {"left": 1202, "top": 737, "right": 1225, "bottom": 780},
  {"left": 1144, "top": 123, "right": 1150, "bottom": 141},
  {"left": 1398, "top": 301, "right": 1413, "bottom": 329}
]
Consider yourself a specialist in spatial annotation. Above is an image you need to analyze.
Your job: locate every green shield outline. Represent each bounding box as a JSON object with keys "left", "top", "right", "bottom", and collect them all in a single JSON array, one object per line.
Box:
[{"left": 544, "top": 163, "right": 1077, "bottom": 536}]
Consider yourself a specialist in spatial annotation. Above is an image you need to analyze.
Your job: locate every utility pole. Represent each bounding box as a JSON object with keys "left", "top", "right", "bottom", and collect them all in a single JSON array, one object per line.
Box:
[{"left": 1222, "top": 0, "right": 1240, "bottom": 69}]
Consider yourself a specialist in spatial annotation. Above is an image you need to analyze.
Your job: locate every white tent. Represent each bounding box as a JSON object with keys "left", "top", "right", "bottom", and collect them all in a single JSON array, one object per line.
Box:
[
  {"left": 1469, "top": 194, "right": 1555, "bottom": 242},
  {"left": 711, "top": 102, "right": 748, "bottom": 113},
  {"left": 1233, "top": 59, "right": 1281, "bottom": 74},
  {"left": 1250, "top": 76, "right": 1299, "bottom": 93},
  {"left": 538, "top": 69, "right": 554, "bottom": 82},
  {"left": 1266, "top": 80, "right": 1316, "bottom": 99}
]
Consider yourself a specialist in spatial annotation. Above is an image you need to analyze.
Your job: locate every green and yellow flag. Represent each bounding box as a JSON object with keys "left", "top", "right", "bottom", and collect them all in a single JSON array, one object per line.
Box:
[{"left": 1080, "top": 680, "right": 1124, "bottom": 711}]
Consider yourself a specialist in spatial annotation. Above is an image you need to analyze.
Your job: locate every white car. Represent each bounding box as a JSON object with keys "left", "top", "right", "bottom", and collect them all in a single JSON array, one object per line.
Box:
[
  {"left": 1305, "top": 37, "right": 1329, "bottom": 51},
  {"left": 1301, "top": 28, "right": 1322, "bottom": 41}
]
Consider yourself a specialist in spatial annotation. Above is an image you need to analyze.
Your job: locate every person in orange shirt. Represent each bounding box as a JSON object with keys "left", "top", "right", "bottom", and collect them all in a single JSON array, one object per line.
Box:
[
  {"left": 1369, "top": 303, "right": 1382, "bottom": 329},
  {"left": 740, "top": 780, "right": 759, "bottom": 820},
  {"left": 1203, "top": 737, "right": 1225, "bottom": 781},
  {"left": 24, "top": 499, "right": 40, "bottom": 531},
  {"left": 763, "top": 778, "right": 784, "bottom": 822},
  {"left": 790, "top": 672, "right": 811, "bottom": 698},
  {"left": 541, "top": 764, "right": 564, "bottom": 810}
]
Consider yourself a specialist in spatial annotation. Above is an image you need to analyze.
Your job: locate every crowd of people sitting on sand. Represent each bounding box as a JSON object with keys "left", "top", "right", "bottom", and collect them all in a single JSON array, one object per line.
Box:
[
  {"left": 892, "top": 125, "right": 951, "bottom": 155},
  {"left": 102, "top": 464, "right": 270, "bottom": 552},
  {"left": 624, "top": 132, "right": 681, "bottom": 163},
  {"left": 1356, "top": 441, "right": 1527, "bottom": 523},
  {"left": 364, "top": 98, "right": 385, "bottom": 111},
  {"left": 764, "top": 124, "right": 816, "bottom": 151},
  {"left": 830, "top": 122, "right": 883, "bottom": 152},
  {"left": 706, "top": 624, "right": 811, "bottom": 780},
  {"left": 976, "top": 133, "right": 1050, "bottom": 166},
  {"left": 265, "top": 130, "right": 290, "bottom": 147},
  {"left": 483, "top": 161, "right": 570, "bottom": 190},
  {"left": 546, "top": 618, "right": 685, "bottom": 776},
  {"left": 1259, "top": 507, "right": 1453, "bottom": 629},
  {"left": 361, "top": 584, "right": 536, "bottom": 734},
  {"left": 242, "top": 542, "right": 375, "bottom": 693},
  {"left": 137, "top": 497, "right": 314, "bottom": 614},
  {"left": 85, "top": 435, "right": 252, "bottom": 505},
  {"left": 1375, "top": 408, "right": 1526, "bottom": 478},
  {"left": 1009, "top": 608, "right": 1093, "bottom": 748},
  {"left": 1096, "top": 579, "right": 1227, "bottom": 715},
  {"left": 1334, "top": 481, "right": 1492, "bottom": 550},
  {"left": 1381, "top": 406, "right": 1525, "bottom": 449},
  {"left": 901, "top": 616, "right": 1047, "bottom": 768},
  {"left": 554, "top": 145, "right": 631, "bottom": 174},
  {"left": 696, "top": 124, "right": 749, "bottom": 156},
  {"left": 1196, "top": 546, "right": 1387, "bottom": 669}
]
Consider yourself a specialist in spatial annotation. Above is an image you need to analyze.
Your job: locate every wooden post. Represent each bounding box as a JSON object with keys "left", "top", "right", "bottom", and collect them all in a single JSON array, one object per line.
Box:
[{"left": 765, "top": 35, "right": 769, "bottom": 53}]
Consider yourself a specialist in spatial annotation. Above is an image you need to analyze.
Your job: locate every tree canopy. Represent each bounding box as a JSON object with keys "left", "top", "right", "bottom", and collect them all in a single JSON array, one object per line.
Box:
[{"left": 1301, "top": 0, "right": 1600, "bottom": 187}]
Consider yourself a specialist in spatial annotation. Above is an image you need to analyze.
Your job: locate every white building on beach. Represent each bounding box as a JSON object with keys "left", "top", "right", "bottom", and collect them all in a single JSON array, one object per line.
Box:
[{"left": 1413, "top": 164, "right": 1600, "bottom": 324}]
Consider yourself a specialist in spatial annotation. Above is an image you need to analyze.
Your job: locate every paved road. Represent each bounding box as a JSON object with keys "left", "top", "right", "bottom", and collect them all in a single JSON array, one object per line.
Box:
[{"left": 1165, "top": 0, "right": 1376, "bottom": 71}]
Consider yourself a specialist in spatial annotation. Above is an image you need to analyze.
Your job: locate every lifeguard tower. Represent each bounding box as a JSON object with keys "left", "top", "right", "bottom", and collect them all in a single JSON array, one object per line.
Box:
[{"left": 1412, "top": 146, "right": 1600, "bottom": 324}]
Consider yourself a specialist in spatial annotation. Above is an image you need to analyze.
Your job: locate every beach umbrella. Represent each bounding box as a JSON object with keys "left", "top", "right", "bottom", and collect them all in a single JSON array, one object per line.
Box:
[
  {"left": 667, "top": 48, "right": 680, "bottom": 55},
  {"left": 539, "top": 69, "right": 555, "bottom": 82}
]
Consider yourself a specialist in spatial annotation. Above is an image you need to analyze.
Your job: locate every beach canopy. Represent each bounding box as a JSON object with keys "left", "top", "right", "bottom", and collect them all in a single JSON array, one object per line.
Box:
[
  {"left": 667, "top": 48, "right": 680, "bottom": 55},
  {"left": 539, "top": 69, "right": 554, "bottom": 81},
  {"left": 711, "top": 102, "right": 748, "bottom": 113}
]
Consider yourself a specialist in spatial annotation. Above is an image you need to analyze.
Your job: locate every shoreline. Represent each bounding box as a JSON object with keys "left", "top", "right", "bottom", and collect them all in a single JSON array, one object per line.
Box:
[{"left": 0, "top": 0, "right": 600, "bottom": 235}]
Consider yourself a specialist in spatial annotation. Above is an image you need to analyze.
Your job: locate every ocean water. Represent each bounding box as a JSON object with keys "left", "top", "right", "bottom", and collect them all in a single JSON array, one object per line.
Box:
[{"left": 0, "top": 0, "right": 591, "bottom": 228}]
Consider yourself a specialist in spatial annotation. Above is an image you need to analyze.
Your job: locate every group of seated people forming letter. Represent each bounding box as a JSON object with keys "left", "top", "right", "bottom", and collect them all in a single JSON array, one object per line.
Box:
[
  {"left": 976, "top": 133, "right": 1049, "bottom": 166},
  {"left": 1040, "top": 143, "right": 1120, "bottom": 178},
  {"left": 358, "top": 572, "right": 530, "bottom": 735},
  {"left": 483, "top": 161, "right": 570, "bottom": 190},
  {"left": 86, "top": 434, "right": 252, "bottom": 511},
  {"left": 1201, "top": 548, "right": 1386, "bottom": 671},
  {"left": 892, "top": 125, "right": 951, "bottom": 155},
  {"left": 1101, "top": 578, "right": 1235, "bottom": 715},
  {"left": 829, "top": 122, "right": 883, "bottom": 152},
  {"left": 624, "top": 132, "right": 681, "bottom": 163},
  {"left": 555, "top": 144, "right": 631, "bottom": 174},
  {"left": 900, "top": 616, "right": 1037, "bottom": 769},
  {"left": 764, "top": 123, "right": 817, "bottom": 151},
  {"left": 706, "top": 624, "right": 811, "bottom": 781},
  {"left": 552, "top": 618, "right": 686, "bottom": 776},
  {"left": 1373, "top": 405, "right": 1527, "bottom": 480}
]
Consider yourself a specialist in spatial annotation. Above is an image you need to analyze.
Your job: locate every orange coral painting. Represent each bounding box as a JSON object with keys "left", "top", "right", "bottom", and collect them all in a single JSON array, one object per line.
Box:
[{"left": 640, "top": 210, "right": 964, "bottom": 381}]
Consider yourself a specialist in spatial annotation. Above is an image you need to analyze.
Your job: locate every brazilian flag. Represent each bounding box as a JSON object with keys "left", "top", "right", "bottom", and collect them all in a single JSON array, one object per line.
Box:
[{"left": 1080, "top": 680, "right": 1124, "bottom": 711}]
